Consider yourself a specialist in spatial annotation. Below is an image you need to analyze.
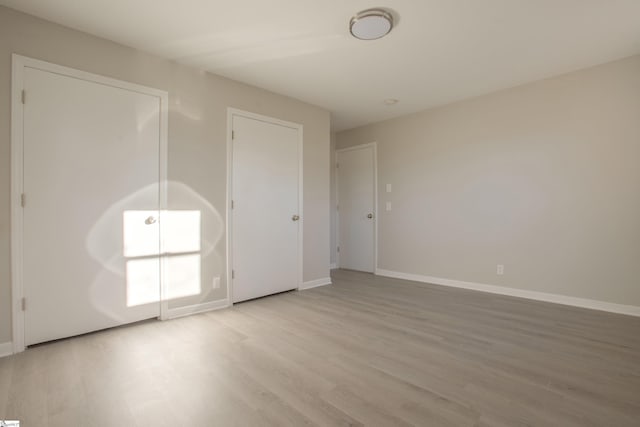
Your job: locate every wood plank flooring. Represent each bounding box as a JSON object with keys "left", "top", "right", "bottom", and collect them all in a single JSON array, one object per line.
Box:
[{"left": 1, "top": 269, "right": 640, "bottom": 426}]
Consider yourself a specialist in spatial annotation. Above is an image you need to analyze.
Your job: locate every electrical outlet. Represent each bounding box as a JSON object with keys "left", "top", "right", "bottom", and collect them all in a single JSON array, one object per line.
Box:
[
  {"left": 386, "top": 202, "right": 392, "bottom": 211},
  {"left": 212, "top": 276, "right": 220, "bottom": 289},
  {"left": 386, "top": 184, "right": 392, "bottom": 193},
  {"left": 497, "top": 265, "right": 504, "bottom": 275}
]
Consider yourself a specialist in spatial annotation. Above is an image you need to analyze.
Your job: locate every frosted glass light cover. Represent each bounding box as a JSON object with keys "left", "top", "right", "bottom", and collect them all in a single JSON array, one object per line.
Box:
[{"left": 350, "top": 9, "right": 394, "bottom": 40}]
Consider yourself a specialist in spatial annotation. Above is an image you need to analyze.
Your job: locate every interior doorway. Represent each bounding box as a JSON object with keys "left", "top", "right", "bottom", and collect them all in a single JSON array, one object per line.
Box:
[
  {"left": 227, "top": 109, "right": 303, "bottom": 302},
  {"left": 336, "top": 143, "right": 377, "bottom": 272},
  {"left": 12, "top": 55, "right": 168, "bottom": 349}
]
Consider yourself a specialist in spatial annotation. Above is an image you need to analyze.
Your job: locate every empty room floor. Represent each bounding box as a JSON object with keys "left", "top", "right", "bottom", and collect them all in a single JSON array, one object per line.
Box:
[{"left": 1, "top": 269, "right": 640, "bottom": 426}]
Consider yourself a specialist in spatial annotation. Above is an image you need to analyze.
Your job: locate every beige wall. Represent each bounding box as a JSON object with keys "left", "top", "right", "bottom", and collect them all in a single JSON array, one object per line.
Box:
[
  {"left": 0, "top": 6, "right": 330, "bottom": 344},
  {"left": 337, "top": 55, "right": 640, "bottom": 306}
]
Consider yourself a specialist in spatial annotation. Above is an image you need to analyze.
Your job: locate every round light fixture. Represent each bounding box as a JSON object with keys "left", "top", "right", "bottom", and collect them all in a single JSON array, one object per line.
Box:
[
  {"left": 383, "top": 98, "right": 399, "bottom": 106},
  {"left": 350, "top": 8, "right": 394, "bottom": 40}
]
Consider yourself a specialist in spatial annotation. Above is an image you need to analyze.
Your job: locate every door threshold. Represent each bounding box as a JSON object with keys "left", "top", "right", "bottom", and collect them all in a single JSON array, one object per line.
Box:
[
  {"left": 27, "top": 317, "right": 159, "bottom": 348},
  {"left": 233, "top": 288, "right": 297, "bottom": 305}
]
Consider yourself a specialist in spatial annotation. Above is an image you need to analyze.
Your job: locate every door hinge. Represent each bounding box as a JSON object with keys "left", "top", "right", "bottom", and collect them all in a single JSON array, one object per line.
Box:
[
  {"left": 21, "top": 89, "right": 26, "bottom": 104},
  {"left": 232, "top": 130, "right": 235, "bottom": 140},
  {"left": 21, "top": 297, "right": 26, "bottom": 311},
  {"left": 21, "top": 193, "right": 26, "bottom": 207},
  {"left": 231, "top": 200, "right": 234, "bottom": 209},
  {"left": 336, "top": 204, "right": 339, "bottom": 212},
  {"left": 232, "top": 270, "right": 235, "bottom": 279},
  {"left": 336, "top": 162, "right": 339, "bottom": 169},
  {"left": 337, "top": 246, "right": 340, "bottom": 253}
]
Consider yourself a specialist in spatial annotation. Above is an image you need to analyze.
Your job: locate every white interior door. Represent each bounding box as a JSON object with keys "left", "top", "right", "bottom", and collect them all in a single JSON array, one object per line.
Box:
[
  {"left": 337, "top": 144, "right": 376, "bottom": 272},
  {"left": 22, "top": 64, "right": 163, "bottom": 345},
  {"left": 231, "top": 114, "right": 301, "bottom": 303}
]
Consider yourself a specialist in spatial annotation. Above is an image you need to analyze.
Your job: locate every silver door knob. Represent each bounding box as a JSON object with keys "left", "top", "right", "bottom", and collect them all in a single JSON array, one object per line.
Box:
[
  {"left": 145, "top": 216, "right": 157, "bottom": 225},
  {"left": 367, "top": 213, "right": 373, "bottom": 219},
  {"left": 292, "top": 214, "right": 300, "bottom": 221}
]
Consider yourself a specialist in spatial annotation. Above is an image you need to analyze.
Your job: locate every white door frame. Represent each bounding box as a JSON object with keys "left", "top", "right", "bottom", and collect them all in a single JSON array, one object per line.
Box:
[
  {"left": 10, "top": 54, "right": 169, "bottom": 354},
  {"left": 335, "top": 142, "right": 378, "bottom": 272},
  {"left": 226, "top": 108, "right": 304, "bottom": 303}
]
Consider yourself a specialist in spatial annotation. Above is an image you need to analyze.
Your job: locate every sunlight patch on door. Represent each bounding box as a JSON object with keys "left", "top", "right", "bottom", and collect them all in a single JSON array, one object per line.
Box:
[
  {"left": 123, "top": 210, "right": 160, "bottom": 257},
  {"left": 126, "top": 257, "right": 160, "bottom": 306},
  {"left": 124, "top": 210, "right": 202, "bottom": 307},
  {"left": 126, "top": 254, "right": 201, "bottom": 306}
]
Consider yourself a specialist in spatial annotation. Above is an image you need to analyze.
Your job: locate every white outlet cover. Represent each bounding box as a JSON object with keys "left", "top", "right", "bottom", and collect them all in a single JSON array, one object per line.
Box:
[
  {"left": 386, "top": 184, "right": 392, "bottom": 193},
  {"left": 386, "top": 202, "right": 392, "bottom": 211},
  {"left": 213, "top": 276, "right": 220, "bottom": 289},
  {"left": 497, "top": 265, "right": 504, "bottom": 275}
]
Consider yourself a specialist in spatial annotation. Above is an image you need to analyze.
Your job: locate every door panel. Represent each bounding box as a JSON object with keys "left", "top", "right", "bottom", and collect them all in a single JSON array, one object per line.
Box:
[
  {"left": 232, "top": 115, "right": 300, "bottom": 303},
  {"left": 23, "top": 66, "right": 161, "bottom": 345},
  {"left": 338, "top": 146, "right": 375, "bottom": 272}
]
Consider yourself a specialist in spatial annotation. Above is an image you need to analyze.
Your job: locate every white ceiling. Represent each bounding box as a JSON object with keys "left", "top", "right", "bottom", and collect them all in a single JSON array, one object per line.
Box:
[{"left": 3, "top": 0, "right": 640, "bottom": 131}]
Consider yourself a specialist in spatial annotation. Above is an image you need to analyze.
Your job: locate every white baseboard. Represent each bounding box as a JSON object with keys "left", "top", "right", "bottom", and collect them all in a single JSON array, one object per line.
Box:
[
  {"left": 375, "top": 269, "right": 640, "bottom": 317},
  {"left": 166, "top": 298, "right": 230, "bottom": 319},
  {"left": 0, "top": 341, "right": 13, "bottom": 358},
  {"left": 299, "top": 277, "right": 332, "bottom": 290},
  {"left": 330, "top": 263, "right": 337, "bottom": 270}
]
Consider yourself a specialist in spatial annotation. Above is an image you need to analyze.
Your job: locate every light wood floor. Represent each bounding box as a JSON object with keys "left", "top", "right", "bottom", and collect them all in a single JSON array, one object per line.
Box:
[{"left": 1, "top": 269, "right": 640, "bottom": 426}]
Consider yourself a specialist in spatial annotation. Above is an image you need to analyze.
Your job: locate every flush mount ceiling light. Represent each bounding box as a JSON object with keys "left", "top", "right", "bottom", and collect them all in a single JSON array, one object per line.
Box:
[
  {"left": 384, "top": 98, "right": 399, "bottom": 105},
  {"left": 350, "top": 8, "right": 394, "bottom": 40}
]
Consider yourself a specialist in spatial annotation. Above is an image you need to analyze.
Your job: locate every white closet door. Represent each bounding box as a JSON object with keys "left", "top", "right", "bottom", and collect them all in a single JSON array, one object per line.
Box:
[
  {"left": 337, "top": 145, "right": 376, "bottom": 272},
  {"left": 231, "top": 114, "right": 301, "bottom": 303},
  {"left": 22, "top": 66, "right": 162, "bottom": 345}
]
